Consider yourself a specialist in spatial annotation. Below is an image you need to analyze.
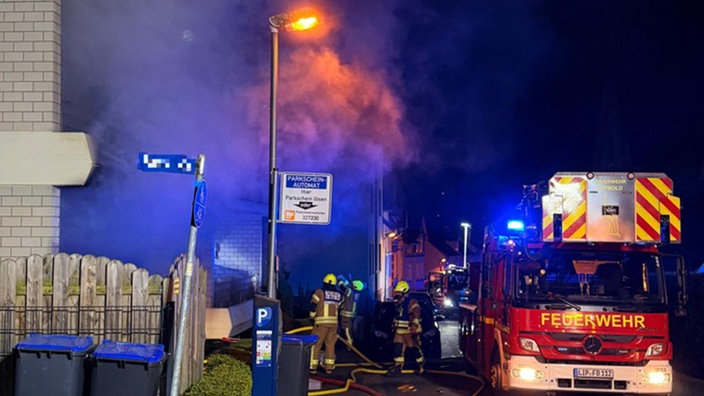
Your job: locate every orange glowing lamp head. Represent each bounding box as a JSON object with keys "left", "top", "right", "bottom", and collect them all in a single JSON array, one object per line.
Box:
[
  {"left": 269, "top": 8, "right": 320, "bottom": 32},
  {"left": 288, "top": 15, "right": 318, "bottom": 31}
]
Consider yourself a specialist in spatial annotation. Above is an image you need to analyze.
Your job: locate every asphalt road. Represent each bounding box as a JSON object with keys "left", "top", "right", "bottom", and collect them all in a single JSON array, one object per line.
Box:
[
  {"left": 307, "top": 319, "right": 704, "bottom": 395},
  {"left": 309, "top": 319, "right": 485, "bottom": 395}
]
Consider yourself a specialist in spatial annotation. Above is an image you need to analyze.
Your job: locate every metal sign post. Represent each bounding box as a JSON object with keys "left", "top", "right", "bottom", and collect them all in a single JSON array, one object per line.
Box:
[{"left": 138, "top": 153, "right": 207, "bottom": 396}]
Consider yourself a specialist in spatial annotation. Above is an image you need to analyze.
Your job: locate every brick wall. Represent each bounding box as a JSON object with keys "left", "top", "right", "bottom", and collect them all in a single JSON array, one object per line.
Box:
[
  {"left": 0, "top": 1, "right": 62, "bottom": 259},
  {"left": 210, "top": 201, "right": 266, "bottom": 307},
  {"left": 213, "top": 212, "right": 265, "bottom": 277},
  {"left": 0, "top": 185, "right": 59, "bottom": 256},
  {"left": 0, "top": 0, "right": 61, "bottom": 132}
]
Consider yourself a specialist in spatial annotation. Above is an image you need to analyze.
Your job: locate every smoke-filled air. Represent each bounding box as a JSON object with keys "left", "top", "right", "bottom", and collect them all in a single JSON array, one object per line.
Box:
[
  {"left": 58, "top": 0, "right": 704, "bottom": 289},
  {"left": 59, "top": 0, "right": 417, "bottom": 287}
]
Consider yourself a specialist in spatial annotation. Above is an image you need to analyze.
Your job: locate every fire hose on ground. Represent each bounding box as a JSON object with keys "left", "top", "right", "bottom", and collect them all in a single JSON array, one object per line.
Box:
[{"left": 284, "top": 326, "right": 486, "bottom": 396}]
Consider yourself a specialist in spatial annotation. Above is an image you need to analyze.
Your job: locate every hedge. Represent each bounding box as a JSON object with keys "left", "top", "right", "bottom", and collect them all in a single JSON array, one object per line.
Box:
[{"left": 185, "top": 353, "right": 252, "bottom": 396}]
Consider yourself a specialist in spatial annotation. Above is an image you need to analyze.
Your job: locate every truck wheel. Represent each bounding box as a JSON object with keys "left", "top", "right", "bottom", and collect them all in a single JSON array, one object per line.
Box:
[{"left": 489, "top": 348, "right": 506, "bottom": 395}]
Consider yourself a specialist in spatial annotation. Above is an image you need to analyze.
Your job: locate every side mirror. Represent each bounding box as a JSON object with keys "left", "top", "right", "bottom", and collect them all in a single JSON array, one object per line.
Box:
[{"left": 675, "top": 255, "right": 688, "bottom": 317}]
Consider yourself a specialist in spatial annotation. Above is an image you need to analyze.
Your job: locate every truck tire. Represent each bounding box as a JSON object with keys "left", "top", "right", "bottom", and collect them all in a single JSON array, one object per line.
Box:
[{"left": 489, "top": 347, "right": 507, "bottom": 395}]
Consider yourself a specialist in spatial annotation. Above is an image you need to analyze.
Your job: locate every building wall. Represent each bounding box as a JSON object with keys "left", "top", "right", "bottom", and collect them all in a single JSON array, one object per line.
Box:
[
  {"left": 212, "top": 206, "right": 265, "bottom": 279},
  {"left": 0, "top": 0, "right": 61, "bottom": 132},
  {"left": 0, "top": 185, "right": 59, "bottom": 257},
  {"left": 210, "top": 201, "right": 266, "bottom": 307},
  {"left": 0, "top": 0, "right": 62, "bottom": 258}
]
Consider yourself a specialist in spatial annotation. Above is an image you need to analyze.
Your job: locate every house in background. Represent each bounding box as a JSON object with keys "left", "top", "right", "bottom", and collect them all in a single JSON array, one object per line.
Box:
[{"left": 383, "top": 213, "right": 478, "bottom": 298}]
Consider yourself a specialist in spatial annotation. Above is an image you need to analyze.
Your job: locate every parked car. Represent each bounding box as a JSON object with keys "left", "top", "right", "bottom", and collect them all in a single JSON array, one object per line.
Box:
[{"left": 363, "top": 291, "right": 442, "bottom": 364}]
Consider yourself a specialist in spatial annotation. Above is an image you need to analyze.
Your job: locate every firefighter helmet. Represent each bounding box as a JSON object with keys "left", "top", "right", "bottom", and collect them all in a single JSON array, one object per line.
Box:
[
  {"left": 351, "top": 280, "right": 365, "bottom": 292},
  {"left": 394, "top": 280, "right": 409, "bottom": 294},
  {"left": 337, "top": 274, "right": 349, "bottom": 287},
  {"left": 323, "top": 273, "right": 337, "bottom": 285}
]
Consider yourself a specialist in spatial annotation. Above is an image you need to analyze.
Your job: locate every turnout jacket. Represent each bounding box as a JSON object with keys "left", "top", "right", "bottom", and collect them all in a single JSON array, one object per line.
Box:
[
  {"left": 310, "top": 285, "right": 343, "bottom": 326},
  {"left": 393, "top": 295, "right": 421, "bottom": 335}
]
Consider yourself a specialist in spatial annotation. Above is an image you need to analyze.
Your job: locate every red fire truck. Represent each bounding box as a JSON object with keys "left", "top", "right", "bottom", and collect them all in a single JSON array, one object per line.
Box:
[
  {"left": 427, "top": 266, "right": 473, "bottom": 318},
  {"left": 459, "top": 172, "right": 688, "bottom": 395}
]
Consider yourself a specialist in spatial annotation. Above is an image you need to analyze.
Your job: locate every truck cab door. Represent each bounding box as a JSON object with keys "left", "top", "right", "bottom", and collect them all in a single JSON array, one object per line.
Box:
[{"left": 477, "top": 251, "right": 505, "bottom": 376}]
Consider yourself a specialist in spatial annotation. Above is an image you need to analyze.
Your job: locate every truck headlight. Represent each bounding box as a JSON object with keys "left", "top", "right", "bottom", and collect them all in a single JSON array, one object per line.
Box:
[
  {"left": 644, "top": 369, "right": 671, "bottom": 385},
  {"left": 519, "top": 337, "right": 540, "bottom": 352},
  {"left": 511, "top": 367, "right": 543, "bottom": 381},
  {"left": 645, "top": 343, "right": 665, "bottom": 357}
]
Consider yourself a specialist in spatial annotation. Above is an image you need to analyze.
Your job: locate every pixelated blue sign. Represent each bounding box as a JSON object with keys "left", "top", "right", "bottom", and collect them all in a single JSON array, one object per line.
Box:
[
  {"left": 191, "top": 180, "right": 207, "bottom": 229},
  {"left": 138, "top": 152, "right": 196, "bottom": 174}
]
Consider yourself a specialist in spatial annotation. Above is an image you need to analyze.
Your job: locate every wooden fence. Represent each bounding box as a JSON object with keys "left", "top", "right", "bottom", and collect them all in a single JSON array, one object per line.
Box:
[{"left": 0, "top": 252, "right": 207, "bottom": 395}]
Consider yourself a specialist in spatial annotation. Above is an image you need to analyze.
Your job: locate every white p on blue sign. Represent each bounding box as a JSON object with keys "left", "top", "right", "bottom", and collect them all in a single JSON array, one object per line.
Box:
[{"left": 256, "top": 307, "right": 272, "bottom": 328}]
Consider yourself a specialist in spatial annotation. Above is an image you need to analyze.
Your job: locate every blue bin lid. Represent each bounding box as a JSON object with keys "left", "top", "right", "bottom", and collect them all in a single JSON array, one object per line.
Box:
[
  {"left": 92, "top": 340, "right": 165, "bottom": 363},
  {"left": 281, "top": 334, "right": 318, "bottom": 345},
  {"left": 16, "top": 333, "right": 94, "bottom": 353}
]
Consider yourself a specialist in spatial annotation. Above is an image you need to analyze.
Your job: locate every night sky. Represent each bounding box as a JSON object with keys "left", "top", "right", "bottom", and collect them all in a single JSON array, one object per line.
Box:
[{"left": 59, "top": 1, "right": 704, "bottom": 290}]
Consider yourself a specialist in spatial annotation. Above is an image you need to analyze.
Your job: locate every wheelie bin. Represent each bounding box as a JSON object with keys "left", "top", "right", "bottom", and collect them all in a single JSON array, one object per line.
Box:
[
  {"left": 89, "top": 340, "right": 165, "bottom": 396},
  {"left": 14, "top": 333, "right": 95, "bottom": 396},
  {"left": 278, "top": 334, "right": 319, "bottom": 396}
]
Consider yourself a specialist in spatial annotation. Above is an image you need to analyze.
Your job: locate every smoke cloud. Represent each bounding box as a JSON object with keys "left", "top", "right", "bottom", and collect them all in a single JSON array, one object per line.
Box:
[
  {"left": 57, "top": 0, "right": 704, "bottom": 288},
  {"left": 59, "top": 0, "right": 416, "bottom": 285}
]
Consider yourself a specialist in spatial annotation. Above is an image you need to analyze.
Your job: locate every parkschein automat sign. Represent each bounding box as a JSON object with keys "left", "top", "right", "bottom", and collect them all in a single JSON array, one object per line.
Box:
[{"left": 279, "top": 172, "right": 332, "bottom": 225}]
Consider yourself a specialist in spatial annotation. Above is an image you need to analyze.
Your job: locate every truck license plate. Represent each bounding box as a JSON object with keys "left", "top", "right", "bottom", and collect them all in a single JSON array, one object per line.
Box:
[{"left": 574, "top": 368, "right": 614, "bottom": 379}]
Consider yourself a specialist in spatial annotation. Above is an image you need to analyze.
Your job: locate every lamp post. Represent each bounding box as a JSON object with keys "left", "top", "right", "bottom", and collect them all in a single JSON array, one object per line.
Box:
[
  {"left": 461, "top": 222, "right": 472, "bottom": 269},
  {"left": 266, "top": 9, "right": 319, "bottom": 299}
]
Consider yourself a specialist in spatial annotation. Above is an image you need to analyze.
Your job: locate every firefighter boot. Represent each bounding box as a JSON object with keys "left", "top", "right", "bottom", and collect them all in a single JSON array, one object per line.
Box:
[
  {"left": 415, "top": 351, "right": 425, "bottom": 375},
  {"left": 309, "top": 356, "right": 320, "bottom": 375},
  {"left": 323, "top": 358, "right": 335, "bottom": 374}
]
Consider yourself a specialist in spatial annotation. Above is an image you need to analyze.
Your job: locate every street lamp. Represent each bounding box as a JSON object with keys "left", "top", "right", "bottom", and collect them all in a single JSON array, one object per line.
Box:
[
  {"left": 266, "top": 8, "right": 319, "bottom": 299},
  {"left": 461, "top": 222, "right": 472, "bottom": 269}
]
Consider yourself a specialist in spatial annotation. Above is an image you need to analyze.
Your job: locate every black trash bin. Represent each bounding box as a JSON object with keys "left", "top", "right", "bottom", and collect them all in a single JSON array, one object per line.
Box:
[
  {"left": 89, "top": 340, "right": 165, "bottom": 396},
  {"left": 278, "top": 334, "right": 318, "bottom": 396},
  {"left": 14, "top": 333, "right": 95, "bottom": 396}
]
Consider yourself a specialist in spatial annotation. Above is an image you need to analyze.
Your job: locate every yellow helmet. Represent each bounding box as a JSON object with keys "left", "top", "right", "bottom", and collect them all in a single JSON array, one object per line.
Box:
[
  {"left": 394, "top": 280, "right": 410, "bottom": 294},
  {"left": 323, "top": 273, "right": 337, "bottom": 285}
]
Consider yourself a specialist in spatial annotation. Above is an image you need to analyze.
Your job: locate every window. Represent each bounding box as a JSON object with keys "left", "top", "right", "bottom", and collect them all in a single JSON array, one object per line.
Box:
[{"left": 514, "top": 250, "right": 666, "bottom": 306}]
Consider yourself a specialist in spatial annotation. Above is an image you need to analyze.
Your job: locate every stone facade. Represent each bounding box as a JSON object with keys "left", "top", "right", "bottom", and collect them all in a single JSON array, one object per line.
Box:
[{"left": 0, "top": 1, "right": 63, "bottom": 258}]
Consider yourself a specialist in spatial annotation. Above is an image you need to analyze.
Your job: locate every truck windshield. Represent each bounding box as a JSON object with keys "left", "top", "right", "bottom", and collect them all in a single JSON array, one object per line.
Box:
[{"left": 515, "top": 251, "right": 666, "bottom": 306}]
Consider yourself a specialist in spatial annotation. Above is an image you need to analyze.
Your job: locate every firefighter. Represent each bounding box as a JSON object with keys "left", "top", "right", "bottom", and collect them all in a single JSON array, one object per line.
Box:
[
  {"left": 336, "top": 274, "right": 350, "bottom": 343},
  {"left": 336, "top": 274, "right": 350, "bottom": 295},
  {"left": 339, "top": 279, "right": 365, "bottom": 346},
  {"left": 387, "top": 280, "right": 424, "bottom": 376},
  {"left": 309, "top": 273, "right": 343, "bottom": 374}
]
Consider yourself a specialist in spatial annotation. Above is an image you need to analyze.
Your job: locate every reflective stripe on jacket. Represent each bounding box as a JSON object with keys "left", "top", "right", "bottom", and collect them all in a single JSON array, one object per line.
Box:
[
  {"left": 340, "top": 288, "right": 358, "bottom": 318},
  {"left": 311, "top": 287, "right": 342, "bottom": 326},
  {"left": 393, "top": 296, "right": 421, "bottom": 334}
]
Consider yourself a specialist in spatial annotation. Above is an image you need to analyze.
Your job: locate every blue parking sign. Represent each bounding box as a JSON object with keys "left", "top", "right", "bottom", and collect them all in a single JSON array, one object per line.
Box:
[{"left": 191, "top": 180, "right": 207, "bottom": 228}]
